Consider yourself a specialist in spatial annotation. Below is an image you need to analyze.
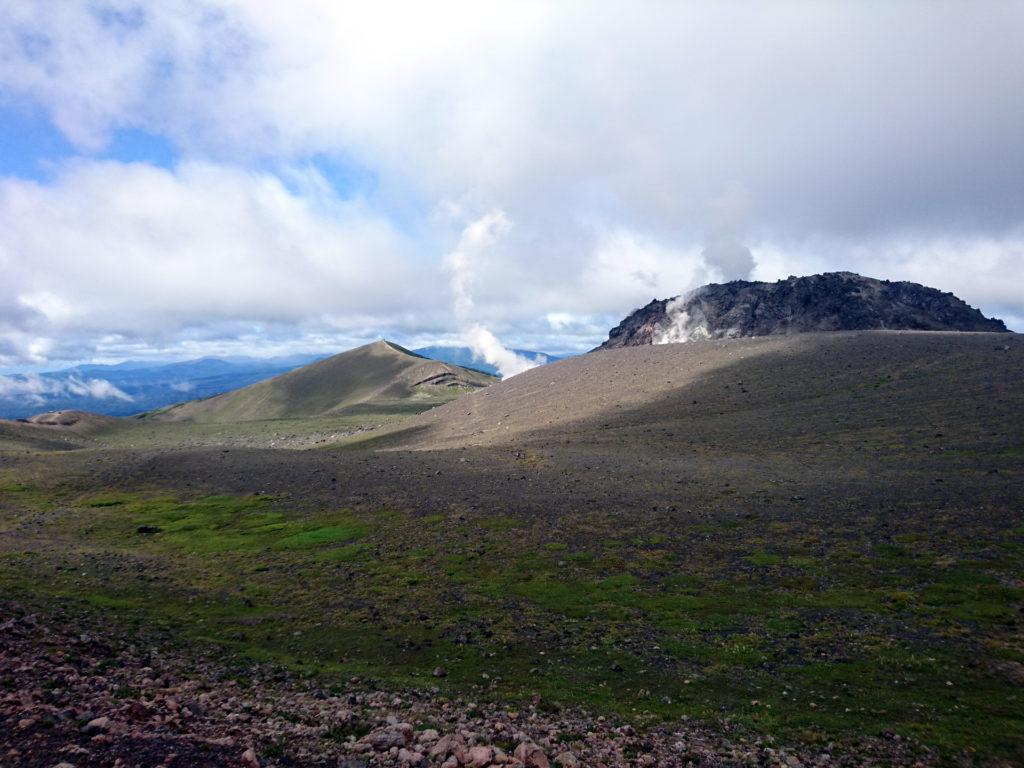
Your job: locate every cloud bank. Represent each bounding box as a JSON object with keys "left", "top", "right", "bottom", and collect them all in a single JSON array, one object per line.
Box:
[
  {"left": 0, "top": 373, "right": 132, "bottom": 404},
  {"left": 0, "top": 1, "right": 1021, "bottom": 365}
]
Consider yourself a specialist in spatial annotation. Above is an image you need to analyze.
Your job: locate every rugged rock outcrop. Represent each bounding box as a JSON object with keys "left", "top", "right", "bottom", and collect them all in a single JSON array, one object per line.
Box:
[
  {"left": 597, "top": 272, "right": 1008, "bottom": 349},
  {"left": 20, "top": 410, "right": 119, "bottom": 431}
]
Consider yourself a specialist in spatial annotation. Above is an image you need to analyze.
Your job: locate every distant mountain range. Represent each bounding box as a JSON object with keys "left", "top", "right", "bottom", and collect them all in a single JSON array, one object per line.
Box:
[
  {"left": 0, "top": 354, "right": 324, "bottom": 419},
  {"left": 0, "top": 345, "right": 558, "bottom": 419}
]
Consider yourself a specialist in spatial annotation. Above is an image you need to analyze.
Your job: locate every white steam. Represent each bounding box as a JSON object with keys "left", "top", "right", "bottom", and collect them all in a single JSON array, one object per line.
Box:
[
  {"left": 702, "top": 186, "right": 755, "bottom": 281},
  {"left": 0, "top": 373, "right": 133, "bottom": 404},
  {"left": 653, "top": 300, "right": 707, "bottom": 345},
  {"left": 653, "top": 188, "right": 754, "bottom": 345},
  {"left": 443, "top": 210, "right": 541, "bottom": 379}
]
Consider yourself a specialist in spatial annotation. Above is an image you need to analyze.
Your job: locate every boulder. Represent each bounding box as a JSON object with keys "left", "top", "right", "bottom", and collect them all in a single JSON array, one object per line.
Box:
[{"left": 514, "top": 741, "right": 550, "bottom": 768}]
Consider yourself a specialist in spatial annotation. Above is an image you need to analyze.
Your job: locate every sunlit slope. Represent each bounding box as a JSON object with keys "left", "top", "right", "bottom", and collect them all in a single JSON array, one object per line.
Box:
[
  {"left": 383, "top": 331, "right": 1023, "bottom": 451},
  {"left": 149, "top": 340, "right": 495, "bottom": 423}
]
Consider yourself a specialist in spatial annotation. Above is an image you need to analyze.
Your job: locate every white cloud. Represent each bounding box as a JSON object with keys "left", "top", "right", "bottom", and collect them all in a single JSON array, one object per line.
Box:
[
  {"left": 0, "top": 1, "right": 1022, "bottom": 363},
  {"left": 66, "top": 377, "right": 133, "bottom": 401},
  {"left": 0, "top": 3, "right": 247, "bottom": 151},
  {"left": 0, "top": 373, "right": 132, "bottom": 402},
  {"left": 7, "top": 1, "right": 1016, "bottom": 236},
  {"left": 0, "top": 160, "right": 440, "bottom": 364},
  {"left": 582, "top": 230, "right": 708, "bottom": 311},
  {"left": 545, "top": 313, "right": 575, "bottom": 331}
]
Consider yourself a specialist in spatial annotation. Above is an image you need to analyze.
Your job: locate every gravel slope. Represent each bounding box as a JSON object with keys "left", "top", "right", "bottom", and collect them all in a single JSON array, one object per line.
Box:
[{"left": 381, "top": 331, "right": 1022, "bottom": 451}]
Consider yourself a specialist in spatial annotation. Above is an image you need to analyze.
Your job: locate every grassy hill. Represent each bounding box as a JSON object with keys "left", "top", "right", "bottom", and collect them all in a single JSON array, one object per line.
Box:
[{"left": 147, "top": 340, "right": 495, "bottom": 423}]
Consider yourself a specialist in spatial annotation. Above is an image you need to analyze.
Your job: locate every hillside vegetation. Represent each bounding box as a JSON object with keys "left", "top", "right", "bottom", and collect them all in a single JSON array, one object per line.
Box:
[{"left": 147, "top": 340, "right": 495, "bottom": 423}]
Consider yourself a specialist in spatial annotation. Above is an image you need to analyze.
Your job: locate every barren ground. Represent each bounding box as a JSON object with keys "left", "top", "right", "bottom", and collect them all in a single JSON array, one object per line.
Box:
[{"left": 2, "top": 332, "right": 1022, "bottom": 766}]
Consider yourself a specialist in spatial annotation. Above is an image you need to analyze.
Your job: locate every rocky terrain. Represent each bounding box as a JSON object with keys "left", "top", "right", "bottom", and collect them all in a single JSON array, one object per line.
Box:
[
  {"left": 382, "top": 331, "right": 1020, "bottom": 450},
  {"left": 598, "top": 273, "right": 1007, "bottom": 348},
  {"left": 1, "top": 604, "right": 936, "bottom": 767},
  {"left": 0, "top": 411, "right": 120, "bottom": 452},
  {"left": 20, "top": 411, "right": 120, "bottom": 432}
]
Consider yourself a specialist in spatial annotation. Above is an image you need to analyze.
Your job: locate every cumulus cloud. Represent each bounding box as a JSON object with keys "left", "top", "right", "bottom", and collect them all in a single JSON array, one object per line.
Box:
[
  {"left": 0, "top": 3, "right": 247, "bottom": 151},
  {"left": 0, "top": 0, "right": 1022, "bottom": 364},
  {"left": 0, "top": 160, "right": 436, "bottom": 365},
  {"left": 6, "top": 1, "right": 1018, "bottom": 236}
]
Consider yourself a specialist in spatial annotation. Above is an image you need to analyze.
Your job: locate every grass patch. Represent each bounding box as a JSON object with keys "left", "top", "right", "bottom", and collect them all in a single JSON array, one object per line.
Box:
[
  {"left": 744, "top": 552, "right": 783, "bottom": 567},
  {"left": 84, "top": 492, "right": 133, "bottom": 507},
  {"left": 275, "top": 523, "right": 367, "bottom": 550}
]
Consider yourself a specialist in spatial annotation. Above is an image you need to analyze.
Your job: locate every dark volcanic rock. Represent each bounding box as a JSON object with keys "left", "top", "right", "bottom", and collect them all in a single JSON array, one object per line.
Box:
[{"left": 598, "top": 272, "right": 1008, "bottom": 349}]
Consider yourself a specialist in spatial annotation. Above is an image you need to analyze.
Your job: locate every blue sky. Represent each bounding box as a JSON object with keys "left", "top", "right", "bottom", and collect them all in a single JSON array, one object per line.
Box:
[
  {"left": 0, "top": 106, "right": 77, "bottom": 178},
  {"left": 0, "top": 102, "right": 387, "bottom": 206},
  {"left": 0, "top": 1, "right": 1021, "bottom": 377},
  {"left": 0, "top": 105, "right": 178, "bottom": 178}
]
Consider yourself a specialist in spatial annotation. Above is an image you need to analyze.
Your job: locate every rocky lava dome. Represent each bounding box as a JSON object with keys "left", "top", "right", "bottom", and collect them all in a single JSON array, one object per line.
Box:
[{"left": 598, "top": 272, "right": 1008, "bottom": 349}]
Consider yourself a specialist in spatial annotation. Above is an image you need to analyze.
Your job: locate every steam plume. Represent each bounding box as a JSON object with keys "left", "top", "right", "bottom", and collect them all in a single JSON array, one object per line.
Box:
[
  {"left": 443, "top": 210, "right": 541, "bottom": 379},
  {"left": 702, "top": 186, "right": 755, "bottom": 281},
  {"left": 654, "top": 188, "right": 755, "bottom": 344},
  {"left": 652, "top": 289, "right": 713, "bottom": 345}
]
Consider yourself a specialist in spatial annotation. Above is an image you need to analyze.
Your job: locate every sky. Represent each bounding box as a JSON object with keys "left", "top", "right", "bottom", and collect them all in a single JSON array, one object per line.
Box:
[{"left": 1, "top": 1, "right": 1022, "bottom": 375}]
